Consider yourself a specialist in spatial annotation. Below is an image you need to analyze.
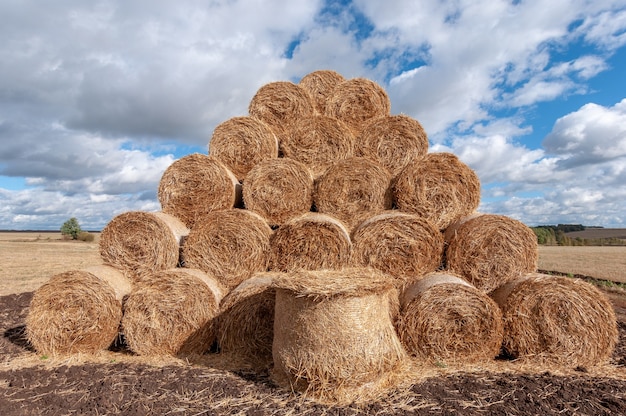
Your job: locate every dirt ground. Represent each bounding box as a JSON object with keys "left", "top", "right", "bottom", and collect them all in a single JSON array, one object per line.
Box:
[{"left": 1, "top": 289, "right": 626, "bottom": 415}]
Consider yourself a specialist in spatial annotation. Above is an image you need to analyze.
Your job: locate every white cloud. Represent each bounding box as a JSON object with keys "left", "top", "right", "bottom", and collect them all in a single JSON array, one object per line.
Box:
[{"left": 1, "top": 0, "right": 626, "bottom": 229}]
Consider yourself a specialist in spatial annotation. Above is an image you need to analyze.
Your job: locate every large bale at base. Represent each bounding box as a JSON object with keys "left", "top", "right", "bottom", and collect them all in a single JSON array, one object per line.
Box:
[
  {"left": 396, "top": 272, "right": 504, "bottom": 364},
  {"left": 325, "top": 78, "right": 391, "bottom": 134},
  {"left": 281, "top": 115, "right": 356, "bottom": 178},
  {"left": 158, "top": 153, "right": 241, "bottom": 229},
  {"left": 445, "top": 214, "right": 538, "bottom": 293},
  {"left": 314, "top": 157, "right": 393, "bottom": 231},
  {"left": 268, "top": 212, "right": 351, "bottom": 272},
  {"left": 248, "top": 81, "right": 315, "bottom": 144},
  {"left": 299, "top": 70, "right": 346, "bottom": 114},
  {"left": 121, "top": 268, "right": 225, "bottom": 357},
  {"left": 182, "top": 209, "right": 273, "bottom": 290},
  {"left": 392, "top": 152, "right": 481, "bottom": 230},
  {"left": 99, "top": 211, "right": 188, "bottom": 280},
  {"left": 490, "top": 273, "right": 618, "bottom": 368},
  {"left": 216, "top": 272, "right": 279, "bottom": 369},
  {"left": 272, "top": 268, "right": 409, "bottom": 405},
  {"left": 208, "top": 116, "right": 279, "bottom": 182},
  {"left": 26, "top": 265, "right": 132, "bottom": 355},
  {"left": 242, "top": 158, "right": 314, "bottom": 227},
  {"left": 351, "top": 211, "right": 444, "bottom": 288},
  {"left": 356, "top": 114, "right": 429, "bottom": 177}
]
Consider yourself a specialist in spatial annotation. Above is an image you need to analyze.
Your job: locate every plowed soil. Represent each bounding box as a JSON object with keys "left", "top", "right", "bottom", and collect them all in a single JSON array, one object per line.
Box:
[{"left": 1, "top": 289, "right": 626, "bottom": 415}]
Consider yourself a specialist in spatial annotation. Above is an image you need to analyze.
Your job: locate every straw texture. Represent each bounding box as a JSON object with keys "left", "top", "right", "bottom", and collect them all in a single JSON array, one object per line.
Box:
[
  {"left": 216, "top": 272, "right": 279, "bottom": 369},
  {"left": 182, "top": 209, "right": 273, "bottom": 290},
  {"left": 208, "top": 116, "right": 279, "bottom": 181},
  {"left": 242, "top": 158, "right": 314, "bottom": 227},
  {"left": 396, "top": 272, "right": 504, "bottom": 364},
  {"left": 325, "top": 78, "right": 391, "bottom": 134},
  {"left": 272, "top": 268, "right": 409, "bottom": 405},
  {"left": 99, "top": 211, "right": 188, "bottom": 280},
  {"left": 248, "top": 81, "right": 315, "bottom": 143},
  {"left": 314, "top": 157, "right": 393, "bottom": 231},
  {"left": 268, "top": 212, "right": 351, "bottom": 272},
  {"left": 26, "top": 265, "right": 132, "bottom": 355},
  {"left": 490, "top": 273, "right": 618, "bottom": 368},
  {"left": 350, "top": 211, "right": 444, "bottom": 288},
  {"left": 393, "top": 152, "right": 481, "bottom": 230},
  {"left": 282, "top": 114, "right": 356, "bottom": 178},
  {"left": 356, "top": 114, "right": 429, "bottom": 177},
  {"left": 158, "top": 153, "right": 241, "bottom": 228},
  {"left": 121, "top": 268, "right": 225, "bottom": 357},
  {"left": 445, "top": 214, "right": 538, "bottom": 293},
  {"left": 299, "top": 69, "right": 346, "bottom": 114}
]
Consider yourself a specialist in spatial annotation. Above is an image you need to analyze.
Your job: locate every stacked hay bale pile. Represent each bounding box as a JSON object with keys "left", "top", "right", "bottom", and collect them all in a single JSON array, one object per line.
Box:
[{"left": 26, "top": 69, "right": 618, "bottom": 404}]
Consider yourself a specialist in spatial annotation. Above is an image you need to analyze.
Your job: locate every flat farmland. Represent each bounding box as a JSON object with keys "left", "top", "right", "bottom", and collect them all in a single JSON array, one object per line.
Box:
[{"left": 1, "top": 231, "right": 625, "bottom": 296}]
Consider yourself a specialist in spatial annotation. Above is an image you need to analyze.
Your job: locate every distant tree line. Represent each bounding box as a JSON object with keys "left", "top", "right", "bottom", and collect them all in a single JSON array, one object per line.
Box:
[{"left": 531, "top": 224, "right": 625, "bottom": 246}]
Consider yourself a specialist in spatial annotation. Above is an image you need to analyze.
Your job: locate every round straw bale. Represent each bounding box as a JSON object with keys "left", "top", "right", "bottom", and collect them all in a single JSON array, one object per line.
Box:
[
  {"left": 314, "top": 157, "right": 393, "bottom": 231},
  {"left": 26, "top": 265, "right": 132, "bottom": 355},
  {"left": 490, "top": 273, "right": 618, "bottom": 368},
  {"left": 393, "top": 152, "right": 481, "bottom": 230},
  {"left": 281, "top": 114, "right": 356, "bottom": 178},
  {"left": 272, "top": 268, "right": 409, "bottom": 405},
  {"left": 216, "top": 272, "right": 279, "bottom": 369},
  {"left": 121, "top": 268, "right": 225, "bottom": 357},
  {"left": 299, "top": 69, "right": 346, "bottom": 114},
  {"left": 99, "top": 211, "right": 188, "bottom": 279},
  {"left": 396, "top": 272, "right": 504, "bottom": 364},
  {"left": 445, "top": 214, "right": 538, "bottom": 293},
  {"left": 325, "top": 77, "right": 391, "bottom": 134},
  {"left": 182, "top": 209, "right": 273, "bottom": 290},
  {"left": 351, "top": 211, "right": 444, "bottom": 288},
  {"left": 242, "top": 158, "right": 314, "bottom": 227},
  {"left": 158, "top": 153, "right": 241, "bottom": 229},
  {"left": 248, "top": 81, "right": 315, "bottom": 143},
  {"left": 356, "top": 114, "right": 428, "bottom": 177},
  {"left": 268, "top": 212, "right": 351, "bottom": 272},
  {"left": 208, "top": 116, "right": 279, "bottom": 181}
]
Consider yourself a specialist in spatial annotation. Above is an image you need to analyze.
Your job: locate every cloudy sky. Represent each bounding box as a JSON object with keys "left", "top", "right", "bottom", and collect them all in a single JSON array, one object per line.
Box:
[{"left": 1, "top": 0, "right": 626, "bottom": 230}]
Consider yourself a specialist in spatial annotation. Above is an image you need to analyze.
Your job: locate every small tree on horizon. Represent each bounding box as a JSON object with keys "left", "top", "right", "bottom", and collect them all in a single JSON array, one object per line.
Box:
[{"left": 61, "top": 217, "right": 82, "bottom": 240}]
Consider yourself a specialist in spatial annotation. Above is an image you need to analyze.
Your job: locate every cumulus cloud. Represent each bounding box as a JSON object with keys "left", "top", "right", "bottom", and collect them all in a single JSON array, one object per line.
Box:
[{"left": 1, "top": 0, "right": 626, "bottom": 229}]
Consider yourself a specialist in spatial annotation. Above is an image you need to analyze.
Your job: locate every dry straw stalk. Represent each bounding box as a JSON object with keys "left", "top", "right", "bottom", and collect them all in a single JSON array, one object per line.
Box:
[
  {"left": 158, "top": 153, "right": 241, "bottom": 229},
  {"left": 216, "top": 272, "right": 279, "bottom": 369},
  {"left": 299, "top": 69, "right": 346, "bottom": 114},
  {"left": 445, "top": 213, "right": 538, "bottom": 293},
  {"left": 268, "top": 212, "right": 351, "bottom": 272},
  {"left": 351, "top": 211, "right": 444, "bottom": 288},
  {"left": 208, "top": 116, "right": 279, "bottom": 181},
  {"left": 393, "top": 152, "right": 481, "bottom": 230},
  {"left": 242, "top": 158, "right": 314, "bottom": 227},
  {"left": 396, "top": 272, "right": 504, "bottom": 364},
  {"left": 490, "top": 272, "right": 618, "bottom": 368},
  {"left": 121, "top": 268, "right": 225, "bottom": 357},
  {"left": 182, "top": 209, "right": 273, "bottom": 290},
  {"left": 248, "top": 81, "right": 315, "bottom": 144},
  {"left": 26, "top": 265, "right": 132, "bottom": 355},
  {"left": 271, "top": 268, "right": 409, "bottom": 405},
  {"left": 356, "top": 114, "right": 429, "bottom": 177},
  {"left": 99, "top": 211, "right": 188, "bottom": 280},
  {"left": 314, "top": 157, "right": 393, "bottom": 231},
  {"left": 325, "top": 77, "right": 391, "bottom": 134},
  {"left": 281, "top": 114, "right": 356, "bottom": 178}
]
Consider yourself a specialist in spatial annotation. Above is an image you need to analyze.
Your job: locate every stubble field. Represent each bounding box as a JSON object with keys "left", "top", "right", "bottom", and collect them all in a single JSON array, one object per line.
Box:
[{"left": 0, "top": 231, "right": 625, "bottom": 415}]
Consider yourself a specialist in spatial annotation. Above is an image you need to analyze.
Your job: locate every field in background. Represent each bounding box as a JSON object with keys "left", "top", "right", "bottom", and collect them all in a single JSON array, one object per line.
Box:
[
  {"left": 1, "top": 231, "right": 625, "bottom": 296},
  {"left": 0, "top": 232, "right": 101, "bottom": 296}
]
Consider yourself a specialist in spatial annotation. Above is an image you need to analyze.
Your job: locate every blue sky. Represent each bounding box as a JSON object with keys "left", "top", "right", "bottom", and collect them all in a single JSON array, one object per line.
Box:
[{"left": 1, "top": 0, "right": 626, "bottom": 230}]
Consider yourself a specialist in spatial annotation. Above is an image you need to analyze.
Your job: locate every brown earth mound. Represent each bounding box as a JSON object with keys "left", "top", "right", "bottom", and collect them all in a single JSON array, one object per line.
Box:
[{"left": 1, "top": 289, "right": 626, "bottom": 415}]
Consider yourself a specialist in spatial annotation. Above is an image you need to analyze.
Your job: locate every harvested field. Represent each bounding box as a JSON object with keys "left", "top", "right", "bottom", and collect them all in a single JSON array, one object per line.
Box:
[
  {"left": 1, "top": 233, "right": 626, "bottom": 414},
  {"left": 538, "top": 246, "right": 626, "bottom": 284}
]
